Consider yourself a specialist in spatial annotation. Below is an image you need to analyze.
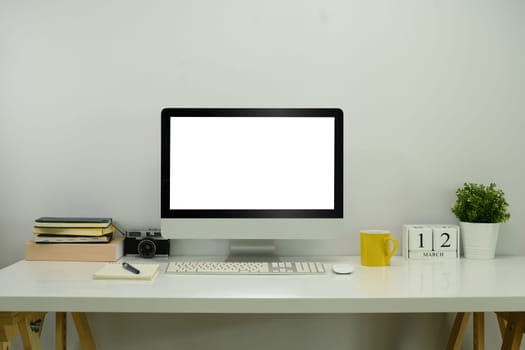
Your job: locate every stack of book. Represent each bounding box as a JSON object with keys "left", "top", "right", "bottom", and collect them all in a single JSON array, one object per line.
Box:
[
  {"left": 25, "top": 217, "right": 124, "bottom": 262},
  {"left": 32, "top": 217, "right": 114, "bottom": 243}
]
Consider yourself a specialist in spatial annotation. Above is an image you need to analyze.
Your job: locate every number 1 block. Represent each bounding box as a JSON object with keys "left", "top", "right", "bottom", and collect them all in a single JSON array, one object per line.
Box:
[{"left": 408, "top": 226, "right": 433, "bottom": 251}]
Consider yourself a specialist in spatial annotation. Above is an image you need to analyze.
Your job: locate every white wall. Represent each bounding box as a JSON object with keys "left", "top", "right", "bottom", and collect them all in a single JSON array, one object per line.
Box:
[{"left": 1, "top": 0, "right": 524, "bottom": 349}]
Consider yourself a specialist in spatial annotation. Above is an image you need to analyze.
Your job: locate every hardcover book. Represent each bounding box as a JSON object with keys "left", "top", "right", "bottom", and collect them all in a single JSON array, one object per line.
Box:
[
  {"left": 34, "top": 233, "right": 113, "bottom": 243},
  {"left": 33, "top": 226, "right": 114, "bottom": 236},
  {"left": 25, "top": 236, "right": 124, "bottom": 262},
  {"left": 33, "top": 217, "right": 112, "bottom": 228}
]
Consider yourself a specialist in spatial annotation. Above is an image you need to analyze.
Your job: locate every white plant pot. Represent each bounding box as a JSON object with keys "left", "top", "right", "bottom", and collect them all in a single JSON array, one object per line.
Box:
[{"left": 460, "top": 222, "right": 500, "bottom": 259}]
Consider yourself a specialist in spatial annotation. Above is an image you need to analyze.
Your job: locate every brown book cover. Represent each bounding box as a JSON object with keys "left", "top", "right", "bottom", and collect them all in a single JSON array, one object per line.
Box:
[{"left": 25, "top": 236, "right": 124, "bottom": 262}]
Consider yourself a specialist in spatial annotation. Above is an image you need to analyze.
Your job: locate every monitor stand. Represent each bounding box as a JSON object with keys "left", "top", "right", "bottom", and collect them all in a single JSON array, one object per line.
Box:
[{"left": 226, "top": 240, "right": 279, "bottom": 262}]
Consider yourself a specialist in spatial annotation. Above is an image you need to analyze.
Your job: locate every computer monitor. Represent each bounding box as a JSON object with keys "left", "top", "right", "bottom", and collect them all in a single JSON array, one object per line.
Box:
[{"left": 161, "top": 108, "right": 344, "bottom": 249}]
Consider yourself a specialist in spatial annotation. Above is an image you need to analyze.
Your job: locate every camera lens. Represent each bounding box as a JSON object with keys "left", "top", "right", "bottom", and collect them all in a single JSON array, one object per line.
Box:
[{"left": 137, "top": 239, "right": 156, "bottom": 258}]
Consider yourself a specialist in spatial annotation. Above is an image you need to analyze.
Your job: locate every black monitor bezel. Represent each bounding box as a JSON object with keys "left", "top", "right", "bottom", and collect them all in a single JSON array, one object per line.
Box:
[{"left": 161, "top": 108, "right": 343, "bottom": 218}]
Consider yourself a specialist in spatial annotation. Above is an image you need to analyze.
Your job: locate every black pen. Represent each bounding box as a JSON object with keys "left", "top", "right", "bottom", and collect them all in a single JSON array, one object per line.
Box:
[{"left": 122, "top": 262, "right": 140, "bottom": 274}]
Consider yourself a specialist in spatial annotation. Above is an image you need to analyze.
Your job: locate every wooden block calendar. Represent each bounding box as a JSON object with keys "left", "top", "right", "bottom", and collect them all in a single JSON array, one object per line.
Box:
[{"left": 403, "top": 224, "right": 460, "bottom": 259}]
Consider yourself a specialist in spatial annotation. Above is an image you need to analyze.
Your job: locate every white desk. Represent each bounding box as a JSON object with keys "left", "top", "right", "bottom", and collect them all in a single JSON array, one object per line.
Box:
[{"left": 1, "top": 256, "right": 525, "bottom": 314}]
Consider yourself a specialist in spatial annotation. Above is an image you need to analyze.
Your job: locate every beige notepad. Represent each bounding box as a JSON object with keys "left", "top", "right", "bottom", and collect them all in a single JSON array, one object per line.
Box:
[{"left": 93, "top": 263, "right": 160, "bottom": 280}]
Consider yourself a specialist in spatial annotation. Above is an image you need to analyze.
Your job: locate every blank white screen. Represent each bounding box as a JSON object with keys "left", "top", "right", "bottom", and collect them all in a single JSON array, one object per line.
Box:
[{"left": 170, "top": 117, "right": 334, "bottom": 210}]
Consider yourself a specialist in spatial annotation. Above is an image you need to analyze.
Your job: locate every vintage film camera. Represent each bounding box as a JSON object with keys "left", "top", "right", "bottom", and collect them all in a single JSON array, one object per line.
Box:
[{"left": 124, "top": 229, "right": 170, "bottom": 258}]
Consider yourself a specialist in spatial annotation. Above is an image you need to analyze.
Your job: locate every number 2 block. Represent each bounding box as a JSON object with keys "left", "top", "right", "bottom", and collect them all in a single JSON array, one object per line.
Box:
[{"left": 432, "top": 227, "right": 457, "bottom": 251}]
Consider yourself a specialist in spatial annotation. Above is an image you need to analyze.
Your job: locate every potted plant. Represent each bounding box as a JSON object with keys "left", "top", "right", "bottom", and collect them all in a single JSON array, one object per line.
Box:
[{"left": 451, "top": 182, "right": 510, "bottom": 259}]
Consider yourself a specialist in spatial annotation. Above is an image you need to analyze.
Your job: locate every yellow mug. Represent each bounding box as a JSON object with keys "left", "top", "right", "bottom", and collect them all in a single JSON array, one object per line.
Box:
[{"left": 360, "top": 230, "right": 398, "bottom": 266}]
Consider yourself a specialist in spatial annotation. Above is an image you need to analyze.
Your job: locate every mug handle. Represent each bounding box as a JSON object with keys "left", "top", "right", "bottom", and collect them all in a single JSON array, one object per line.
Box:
[{"left": 384, "top": 237, "right": 399, "bottom": 265}]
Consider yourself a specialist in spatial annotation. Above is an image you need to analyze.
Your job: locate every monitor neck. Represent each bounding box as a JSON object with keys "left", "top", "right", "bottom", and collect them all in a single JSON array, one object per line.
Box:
[{"left": 226, "top": 240, "right": 277, "bottom": 262}]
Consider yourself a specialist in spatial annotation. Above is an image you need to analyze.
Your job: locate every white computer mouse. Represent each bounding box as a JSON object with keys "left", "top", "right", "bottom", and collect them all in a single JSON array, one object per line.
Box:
[{"left": 332, "top": 264, "right": 355, "bottom": 275}]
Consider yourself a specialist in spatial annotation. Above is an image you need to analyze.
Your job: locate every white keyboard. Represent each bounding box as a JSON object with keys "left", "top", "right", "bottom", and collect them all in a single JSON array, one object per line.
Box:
[{"left": 166, "top": 261, "right": 326, "bottom": 275}]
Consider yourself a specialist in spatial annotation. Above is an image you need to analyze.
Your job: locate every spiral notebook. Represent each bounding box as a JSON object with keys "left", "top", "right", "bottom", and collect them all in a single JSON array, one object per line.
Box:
[{"left": 93, "top": 263, "right": 160, "bottom": 280}]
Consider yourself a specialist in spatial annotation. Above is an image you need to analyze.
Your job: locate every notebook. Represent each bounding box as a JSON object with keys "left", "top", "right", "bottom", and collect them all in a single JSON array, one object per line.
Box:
[
  {"left": 33, "top": 226, "right": 114, "bottom": 236},
  {"left": 93, "top": 263, "right": 160, "bottom": 280},
  {"left": 34, "top": 233, "right": 113, "bottom": 243},
  {"left": 34, "top": 217, "right": 112, "bottom": 228}
]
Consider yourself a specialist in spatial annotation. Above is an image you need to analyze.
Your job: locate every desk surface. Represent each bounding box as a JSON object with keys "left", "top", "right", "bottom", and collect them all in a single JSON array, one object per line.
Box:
[{"left": 1, "top": 256, "right": 525, "bottom": 314}]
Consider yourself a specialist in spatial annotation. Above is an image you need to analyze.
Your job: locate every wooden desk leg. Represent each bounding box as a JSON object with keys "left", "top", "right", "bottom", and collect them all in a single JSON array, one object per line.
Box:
[
  {"left": 55, "top": 312, "right": 67, "bottom": 350},
  {"left": 473, "top": 312, "right": 484, "bottom": 350},
  {"left": 1, "top": 314, "right": 20, "bottom": 350},
  {"left": 1, "top": 312, "right": 45, "bottom": 350},
  {"left": 71, "top": 313, "right": 96, "bottom": 350},
  {"left": 0, "top": 321, "right": 14, "bottom": 350},
  {"left": 16, "top": 313, "right": 42, "bottom": 350},
  {"left": 447, "top": 312, "right": 471, "bottom": 350},
  {"left": 0, "top": 319, "right": 16, "bottom": 350},
  {"left": 497, "top": 312, "right": 510, "bottom": 338},
  {"left": 501, "top": 313, "right": 525, "bottom": 350}
]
